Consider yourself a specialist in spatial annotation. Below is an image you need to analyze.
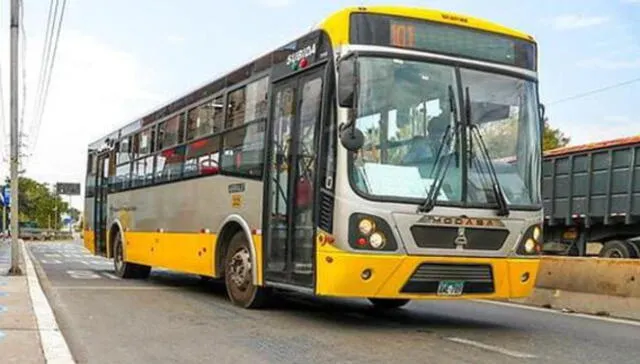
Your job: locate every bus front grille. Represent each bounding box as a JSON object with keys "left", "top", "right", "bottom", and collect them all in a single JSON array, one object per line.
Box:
[
  {"left": 400, "top": 263, "right": 494, "bottom": 294},
  {"left": 410, "top": 226, "right": 508, "bottom": 250}
]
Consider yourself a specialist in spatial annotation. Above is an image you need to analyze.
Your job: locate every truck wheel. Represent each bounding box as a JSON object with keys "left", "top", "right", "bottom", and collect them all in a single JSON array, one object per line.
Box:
[
  {"left": 599, "top": 240, "right": 638, "bottom": 259},
  {"left": 626, "top": 241, "right": 640, "bottom": 258},
  {"left": 113, "top": 231, "right": 151, "bottom": 279},
  {"left": 369, "top": 298, "right": 411, "bottom": 310},
  {"left": 224, "top": 231, "right": 270, "bottom": 309}
]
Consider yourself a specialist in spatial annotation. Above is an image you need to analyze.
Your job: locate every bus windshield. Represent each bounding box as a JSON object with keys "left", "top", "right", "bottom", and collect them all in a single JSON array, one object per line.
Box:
[{"left": 350, "top": 57, "right": 541, "bottom": 209}]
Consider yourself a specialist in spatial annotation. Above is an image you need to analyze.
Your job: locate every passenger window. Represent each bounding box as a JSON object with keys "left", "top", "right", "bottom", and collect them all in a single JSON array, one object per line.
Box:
[
  {"left": 114, "top": 164, "right": 131, "bottom": 190},
  {"left": 155, "top": 146, "right": 185, "bottom": 182},
  {"left": 212, "top": 96, "right": 225, "bottom": 133},
  {"left": 226, "top": 88, "right": 245, "bottom": 129},
  {"left": 185, "top": 136, "right": 221, "bottom": 177},
  {"left": 244, "top": 77, "right": 269, "bottom": 124},
  {"left": 116, "top": 137, "right": 131, "bottom": 164},
  {"left": 186, "top": 101, "right": 218, "bottom": 141},
  {"left": 221, "top": 120, "right": 265, "bottom": 177},
  {"left": 158, "top": 115, "right": 183, "bottom": 149}
]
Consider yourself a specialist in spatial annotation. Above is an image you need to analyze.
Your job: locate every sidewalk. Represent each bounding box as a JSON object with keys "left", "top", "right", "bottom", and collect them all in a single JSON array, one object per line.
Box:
[{"left": 0, "top": 240, "right": 73, "bottom": 363}]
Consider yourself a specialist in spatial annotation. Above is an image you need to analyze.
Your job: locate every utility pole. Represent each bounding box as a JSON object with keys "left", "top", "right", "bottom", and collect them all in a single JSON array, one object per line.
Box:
[{"left": 8, "top": 0, "right": 22, "bottom": 275}]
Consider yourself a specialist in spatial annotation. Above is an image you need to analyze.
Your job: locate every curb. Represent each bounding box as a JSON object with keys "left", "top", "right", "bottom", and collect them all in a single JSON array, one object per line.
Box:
[
  {"left": 21, "top": 241, "right": 75, "bottom": 363},
  {"left": 27, "top": 241, "right": 90, "bottom": 363}
]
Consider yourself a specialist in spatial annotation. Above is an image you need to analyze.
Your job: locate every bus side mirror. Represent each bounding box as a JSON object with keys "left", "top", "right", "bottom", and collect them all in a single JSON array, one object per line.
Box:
[
  {"left": 338, "top": 56, "right": 364, "bottom": 151},
  {"left": 340, "top": 124, "right": 364, "bottom": 152},
  {"left": 338, "top": 57, "right": 356, "bottom": 108}
]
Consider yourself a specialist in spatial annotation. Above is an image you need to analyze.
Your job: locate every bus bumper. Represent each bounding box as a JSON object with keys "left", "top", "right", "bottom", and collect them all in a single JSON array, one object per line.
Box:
[{"left": 315, "top": 246, "right": 540, "bottom": 300}]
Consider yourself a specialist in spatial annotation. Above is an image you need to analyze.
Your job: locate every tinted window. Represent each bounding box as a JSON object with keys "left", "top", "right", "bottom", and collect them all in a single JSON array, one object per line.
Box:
[
  {"left": 186, "top": 100, "right": 220, "bottom": 141},
  {"left": 185, "top": 136, "right": 221, "bottom": 177},
  {"left": 221, "top": 121, "right": 265, "bottom": 177}
]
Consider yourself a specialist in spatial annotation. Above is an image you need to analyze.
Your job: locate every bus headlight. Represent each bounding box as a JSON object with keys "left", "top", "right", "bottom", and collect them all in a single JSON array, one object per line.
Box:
[
  {"left": 358, "top": 219, "right": 375, "bottom": 236},
  {"left": 516, "top": 224, "right": 542, "bottom": 256},
  {"left": 349, "top": 213, "right": 398, "bottom": 251},
  {"left": 532, "top": 226, "right": 541, "bottom": 241},
  {"left": 369, "top": 232, "right": 386, "bottom": 249},
  {"left": 524, "top": 238, "right": 536, "bottom": 254}
]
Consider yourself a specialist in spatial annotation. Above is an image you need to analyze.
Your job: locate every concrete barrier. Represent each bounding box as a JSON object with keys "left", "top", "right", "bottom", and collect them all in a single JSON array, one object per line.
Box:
[
  {"left": 535, "top": 256, "right": 640, "bottom": 298},
  {"left": 504, "top": 257, "right": 640, "bottom": 321}
]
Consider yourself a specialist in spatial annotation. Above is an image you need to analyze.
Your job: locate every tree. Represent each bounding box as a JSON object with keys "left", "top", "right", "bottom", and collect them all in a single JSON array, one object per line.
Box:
[
  {"left": 68, "top": 207, "right": 81, "bottom": 223},
  {"left": 543, "top": 118, "right": 570, "bottom": 151},
  {"left": 7, "top": 177, "right": 70, "bottom": 229}
]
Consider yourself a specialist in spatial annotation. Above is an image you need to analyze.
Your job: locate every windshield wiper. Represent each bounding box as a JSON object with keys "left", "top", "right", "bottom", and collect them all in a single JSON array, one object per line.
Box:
[
  {"left": 418, "top": 85, "right": 459, "bottom": 213},
  {"left": 465, "top": 87, "right": 510, "bottom": 216}
]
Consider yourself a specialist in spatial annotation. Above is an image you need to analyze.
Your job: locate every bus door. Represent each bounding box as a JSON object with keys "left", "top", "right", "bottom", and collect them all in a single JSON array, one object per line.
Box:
[
  {"left": 93, "top": 152, "right": 110, "bottom": 256},
  {"left": 263, "top": 68, "right": 325, "bottom": 288}
]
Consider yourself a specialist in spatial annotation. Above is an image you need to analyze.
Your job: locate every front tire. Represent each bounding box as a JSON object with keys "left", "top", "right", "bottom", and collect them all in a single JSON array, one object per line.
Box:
[
  {"left": 369, "top": 298, "right": 411, "bottom": 310},
  {"left": 113, "top": 231, "right": 151, "bottom": 279},
  {"left": 224, "top": 231, "right": 270, "bottom": 308}
]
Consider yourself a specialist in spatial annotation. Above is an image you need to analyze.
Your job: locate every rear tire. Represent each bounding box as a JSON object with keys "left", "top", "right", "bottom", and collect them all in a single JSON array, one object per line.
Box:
[
  {"left": 599, "top": 240, "right": 638, "bottom": 259},
  {"left": 224, "top": 231, "right": 270, "bottom": 309},
  {"left": 113, "top": 231, "right": 151, "bottom": 279},
  {"left": 368, "top": 298, "right": 410, "bottom": 310}
]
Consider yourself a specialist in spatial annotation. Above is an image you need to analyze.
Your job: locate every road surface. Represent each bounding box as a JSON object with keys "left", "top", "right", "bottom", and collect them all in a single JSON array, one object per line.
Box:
[{"left": 27, "top": 241, "right": 640, "bottom": 364}]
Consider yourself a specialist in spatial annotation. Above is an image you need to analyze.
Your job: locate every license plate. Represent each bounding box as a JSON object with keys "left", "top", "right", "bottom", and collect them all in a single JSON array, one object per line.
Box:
[{"left": 437, "top": 280, "right": 464, "bottom": 296}]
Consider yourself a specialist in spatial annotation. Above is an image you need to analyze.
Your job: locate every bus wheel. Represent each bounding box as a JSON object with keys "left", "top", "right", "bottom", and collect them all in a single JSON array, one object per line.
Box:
[
  {"left": 224, "top": 231, "right": 270, "bottom": 309},
  {"left": 113, "top": 232, "right": 151, "bottom": 279},
  {"left": 368, "top": 298, "right": 410, "bottom": 310},
  {"left": 599, "top": 240, "right": 638, "bottom": 259}
]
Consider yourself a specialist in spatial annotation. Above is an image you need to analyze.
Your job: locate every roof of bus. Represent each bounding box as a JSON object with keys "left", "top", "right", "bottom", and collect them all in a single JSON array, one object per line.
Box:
[
  {"left": 89, "top": 6, "right": 535, "bottom": 148},
  {"left": 317, "top": 5, "right": 535, "bottom": 46}
]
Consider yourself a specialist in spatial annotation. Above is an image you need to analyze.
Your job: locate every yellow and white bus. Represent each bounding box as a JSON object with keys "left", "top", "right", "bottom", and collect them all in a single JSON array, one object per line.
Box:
[{"left": 83, "top": 6, "right": 544, "bottom": 309}]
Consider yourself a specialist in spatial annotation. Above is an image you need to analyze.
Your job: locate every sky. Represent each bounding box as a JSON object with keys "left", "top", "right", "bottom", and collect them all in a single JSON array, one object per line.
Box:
[{"left": 0, "top": 0, "right": 639, "bottom": 210}]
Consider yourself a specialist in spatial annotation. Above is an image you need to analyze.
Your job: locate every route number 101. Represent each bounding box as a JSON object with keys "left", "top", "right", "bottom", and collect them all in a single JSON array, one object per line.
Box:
[{"left": 390, "top": 23, "right": 416, "bottom": 48}]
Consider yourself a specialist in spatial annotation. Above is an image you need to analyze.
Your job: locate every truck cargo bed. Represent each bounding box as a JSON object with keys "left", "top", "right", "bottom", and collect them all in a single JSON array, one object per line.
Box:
[{"left": 543, "top": 136, "right": 640, "bottom": 227}]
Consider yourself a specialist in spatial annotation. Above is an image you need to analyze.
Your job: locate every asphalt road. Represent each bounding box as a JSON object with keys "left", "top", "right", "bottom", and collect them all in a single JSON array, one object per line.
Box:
[{"left": 27, "top": 241, "right": 640, "bottom": 364}]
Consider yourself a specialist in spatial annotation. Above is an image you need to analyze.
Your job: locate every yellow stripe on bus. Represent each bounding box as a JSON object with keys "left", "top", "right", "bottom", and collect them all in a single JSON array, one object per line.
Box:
[
  {"left": 315, "top": 243, "right": 540, "bottom": 300},
  {"left": 119, "top": 231, "right": 264, "bottom": 284}
]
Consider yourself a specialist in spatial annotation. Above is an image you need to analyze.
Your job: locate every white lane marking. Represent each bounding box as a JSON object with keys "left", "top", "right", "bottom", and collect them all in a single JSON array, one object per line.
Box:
[
  {"left": 39, "top": 259, "right": 62, "bottom": 264},
  {"left": 53, "top": 286, "right": 181, "bottom": 290},
  {"left": 446, "top": 337, "right": 537, "bottom": 359},
  {"left": 474, "top": 299, "right": 640, "bottom": 328},
  {"left": 21, "top": 241, "right": 75, "bottom": 363},
  {"left": 89, "top": 260, "right": 112, "bottom": 266},
  {"left": 101, "top": 272, "right": 120, "bottom": 280},
  {"left": 66, "top": 270, "right": 101, "bottom": 279}
]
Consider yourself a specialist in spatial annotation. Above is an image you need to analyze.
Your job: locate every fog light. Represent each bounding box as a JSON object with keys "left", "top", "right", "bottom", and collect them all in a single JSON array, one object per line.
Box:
[
  {"left": 521, "top": 272, "right": 530, "bottom": 283},
  {"left": 361, "top": 268, "right": 372, "bottom": 280}
]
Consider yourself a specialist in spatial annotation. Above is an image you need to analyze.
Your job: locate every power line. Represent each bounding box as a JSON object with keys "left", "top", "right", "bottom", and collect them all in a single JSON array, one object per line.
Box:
[
  {"left": 32, "top": 0, "right": 57, "bottom": 127},
  {"left": 28, "top": 0, "right": 58, "bottom": 148},
  {"left": 548, "top": 77, "right": 640, "bottom": 105},
  {"left": 27, "top": 0, "right": 67, "bottom": 161},
  {"left": 0, "top": 4, "right": 8, "bottom": 165}
]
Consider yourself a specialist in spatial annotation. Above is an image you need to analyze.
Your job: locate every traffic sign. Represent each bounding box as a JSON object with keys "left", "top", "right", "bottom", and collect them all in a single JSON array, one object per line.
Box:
[
  {"left": 2, "top": 186, "right": 10, "bottom": 207},
  {"left": 56, "top": 182, "right": 80, "bottom": 196}
]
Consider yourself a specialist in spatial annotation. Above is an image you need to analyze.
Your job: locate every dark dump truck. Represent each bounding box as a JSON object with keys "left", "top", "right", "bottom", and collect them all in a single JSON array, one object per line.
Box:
[{"left": 542, "top": 135, "right": 640, "bottom": 259}]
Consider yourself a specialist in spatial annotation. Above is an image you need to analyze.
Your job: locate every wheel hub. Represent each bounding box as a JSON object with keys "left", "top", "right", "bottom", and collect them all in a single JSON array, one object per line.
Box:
[
  {"left": 228, "top": 248, "right": 251, "bottom": 290},
  {"left": 114, "top": 241, "right": 123, "bottom": 271}
]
